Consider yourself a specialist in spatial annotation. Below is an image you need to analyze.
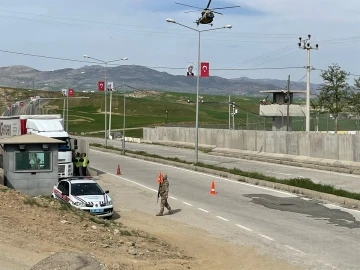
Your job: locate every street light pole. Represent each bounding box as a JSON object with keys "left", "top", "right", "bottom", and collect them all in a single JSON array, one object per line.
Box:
[
  {"left": 122, "top": 87, "right": 126, "bottom": 155},
  {"left": 166, "top": 18, "right": 232, "bottom": 163},
  {"left": 83, "top": 55, "right": 127, "bottom": 146}
]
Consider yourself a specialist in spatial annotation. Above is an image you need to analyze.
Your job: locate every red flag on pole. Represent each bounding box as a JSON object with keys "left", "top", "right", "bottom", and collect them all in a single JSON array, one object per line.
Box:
[
  {"left": 200, "top": 62, "right": 209, "bottom": 77},
  {"left": 68, "top": 89, "right": 74, "bottom": 97},
  {"left": 98, "top": 81, "right": 105, "bottom": 91}
]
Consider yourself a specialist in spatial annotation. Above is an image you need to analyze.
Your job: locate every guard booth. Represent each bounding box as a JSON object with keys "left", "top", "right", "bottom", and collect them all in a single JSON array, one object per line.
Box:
[{"left": 0, "top": 134, "right": 63, "bottom": 196}]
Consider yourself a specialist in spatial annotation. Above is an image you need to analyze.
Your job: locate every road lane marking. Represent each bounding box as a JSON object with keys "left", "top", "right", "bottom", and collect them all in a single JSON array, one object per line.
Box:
[
  {"left": 266, "top": 170, "right": 292, "bottom": 176},
  {"left": 198, "top": 208, "right": 209, "bottom": 213},
  {"left": 284, "top": 245, "right": 305, "bottom": 255},
  {"left": 90, "top": 143, "right": 360, "bottom": 180},
  {"left": 258, "top": 234, "right": 274, "bottom": 241},
  {"left": 235, "top": 224, "right": 252, "bottom": 231},
  {"left": 183, "top": 202, "right": 193, "bottom": 206},
  {"left": 90, "top": 150, "right": 297, "bottom": 197},
  {"left": 169, "top": 196, "right": 178, "bottom": 200},
  {"left": 216, "top": 216, "right": 229, "bottom": 221},
  {"left": 92, "top": 167, "right": 159, "bottom": 193}
]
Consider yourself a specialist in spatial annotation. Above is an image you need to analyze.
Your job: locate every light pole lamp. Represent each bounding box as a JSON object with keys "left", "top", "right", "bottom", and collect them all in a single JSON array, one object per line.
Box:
[
  {"left": 166, "top": 18, "right": 232, "bottom": 163},
  {"left": 83, "top": 55, "right": 128, "bottom": 146}
]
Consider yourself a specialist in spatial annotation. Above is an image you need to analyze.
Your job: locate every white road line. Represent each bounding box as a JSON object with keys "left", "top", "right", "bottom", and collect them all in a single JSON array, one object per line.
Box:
[
  {"left": 216, "top": 152, "right": 360, "bottom": 179},
  {"left": 216, "top": 216, "right": 229, "bottom": 221},
  {"left": 301, "top": 197, "right": 312, "bottom": 201},
  {"left": 258, "top": 234, "right": 274, "bottom": 241},
  {"left": 198, "top": 208, "right": 209, "bottom": 213},
  {"left": 182, "top": 202, "right": 193, "bottom": 206},
  {"left": 324, "top": 263, "right": 337, "bottom": 269},
  {"left": 90, "top": 149, "right": 297, "bottom": 197},
  {"left": 235, "top": 224, "right": 252, "bottom": 231},
  {"left": 266, "top": 170, "right": 292, "bottom": 176},
  {"left": 284, "top": 245, "right": 305, "bottom": 255},
  {"left": 88, "top": 142, "right": 360, "bottom": 179},
  {"left": 169, "top": 196, "right": 178, "bottom": 200},
  {"left": 92, "top": 167, "right": 158, "bottom": 193}
]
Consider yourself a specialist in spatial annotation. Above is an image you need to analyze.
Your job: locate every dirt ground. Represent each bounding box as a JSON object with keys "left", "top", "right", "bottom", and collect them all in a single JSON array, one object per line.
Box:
[{"left": 0, "top": 185, "right": 304, "bottom": 270}]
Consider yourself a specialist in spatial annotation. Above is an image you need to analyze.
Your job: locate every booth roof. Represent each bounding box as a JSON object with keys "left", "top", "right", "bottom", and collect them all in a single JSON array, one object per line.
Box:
[{"left": 0, "top": 134, "right": 64, "bottom": 144}]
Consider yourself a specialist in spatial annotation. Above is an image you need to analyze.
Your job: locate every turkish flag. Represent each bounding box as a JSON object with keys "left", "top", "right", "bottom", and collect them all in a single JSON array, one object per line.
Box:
[
  {"left": 68, "top": 89, "right": 74, "bottom": 97},
  {"left": 98, "top": 81, "right": 105, "bottom": 91},
  {"left": 200, "top": 62, "right": 209, "bottom": 77}
]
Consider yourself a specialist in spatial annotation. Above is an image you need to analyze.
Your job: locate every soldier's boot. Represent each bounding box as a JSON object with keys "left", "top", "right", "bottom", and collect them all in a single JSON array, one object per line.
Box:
[
  {"left": 156, "top": 212, "right": 163, "bottom": 216},
  {"left": 167, "top": 207, "right": 172, "bottom": 215}
]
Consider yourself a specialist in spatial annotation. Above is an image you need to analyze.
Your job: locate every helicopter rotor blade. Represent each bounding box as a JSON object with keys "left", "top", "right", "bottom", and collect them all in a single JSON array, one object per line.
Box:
[
  {"left": 184, "top": 10, "right": 202, "bottom": 13},
  {"left": 206, "top": 0, "right": 212, "bottom": 9},
  {"left": 212, "top": 11, "right": 223, "bottom": 15},
  {"left": 211, "top": 5, "right": 241, "bottom": 10},
  {"left": 175, "top": 2, "right": 204, "bottom": 10}
]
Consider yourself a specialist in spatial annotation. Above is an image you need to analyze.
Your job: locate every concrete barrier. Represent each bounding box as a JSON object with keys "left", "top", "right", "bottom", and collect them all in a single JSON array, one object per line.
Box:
[
  {"left": 143, "top": 127, "right": 360, "bottom": 173},
  {"left": 90, "top": 146, "right": 360, "bottom": 209}
]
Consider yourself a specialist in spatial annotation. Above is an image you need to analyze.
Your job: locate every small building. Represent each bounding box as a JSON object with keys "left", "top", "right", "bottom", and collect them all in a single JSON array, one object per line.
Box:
[
  {"left": 259, "top": 90, "right": 306, "bottom": 131},
  {"left": 0, "top": 134, "right": 63, "bottom": 196}
]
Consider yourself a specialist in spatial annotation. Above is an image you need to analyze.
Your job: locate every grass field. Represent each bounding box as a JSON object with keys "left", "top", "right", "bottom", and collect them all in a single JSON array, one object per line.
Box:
[{"left": 2, "top": 87, "right": 360, "bottom": 138}]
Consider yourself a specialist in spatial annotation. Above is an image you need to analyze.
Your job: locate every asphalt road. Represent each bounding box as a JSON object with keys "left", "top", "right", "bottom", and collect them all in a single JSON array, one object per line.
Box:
[
  {"left": 91, "top": 149, "right": 360, "bottom": 270},
  {"left": 81, "top": 136, "right": 360, "bottom": 194}
]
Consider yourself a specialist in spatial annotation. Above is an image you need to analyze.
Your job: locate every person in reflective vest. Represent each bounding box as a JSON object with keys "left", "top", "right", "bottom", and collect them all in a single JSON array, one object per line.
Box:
[
  {"left": 76, "top": 152, "right": 82, "bottom": 176},
  {"left": 81, "top": 153, "right": 89, "bottom": 176},
  {"left": 73, "top": 152, "right": 81, "bottom": 176}
]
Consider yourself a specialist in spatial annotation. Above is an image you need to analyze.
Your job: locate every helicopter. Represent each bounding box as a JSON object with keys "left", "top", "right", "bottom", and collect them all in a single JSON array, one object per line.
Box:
[{"left": 175, "top": 0, "right": 241, "bottom": 26}]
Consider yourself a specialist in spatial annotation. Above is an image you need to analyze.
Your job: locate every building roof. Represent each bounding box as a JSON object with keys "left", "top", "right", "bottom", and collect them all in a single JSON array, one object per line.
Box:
[
  {"left": 260, "top": 90, "right": 306, "bottom": 93},
  {"left": 0, "top": 134, "right": 64, "bottom": 144}
]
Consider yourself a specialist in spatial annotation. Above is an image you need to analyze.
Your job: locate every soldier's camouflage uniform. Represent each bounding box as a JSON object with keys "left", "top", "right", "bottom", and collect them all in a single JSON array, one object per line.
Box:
[{"left": 157, "top": 174, "right": 172, "bottom": 216}]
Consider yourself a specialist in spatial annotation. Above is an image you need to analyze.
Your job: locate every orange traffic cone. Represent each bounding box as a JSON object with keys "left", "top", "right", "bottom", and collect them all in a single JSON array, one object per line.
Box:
[
  {"left": 210, "top": 181, "right": 216, "bottom": 195},
  {"left": 116, "top": 164, "right": 121, "bottom": 175}
]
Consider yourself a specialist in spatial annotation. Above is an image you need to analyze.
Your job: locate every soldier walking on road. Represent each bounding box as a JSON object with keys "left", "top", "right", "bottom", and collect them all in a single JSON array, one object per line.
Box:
[{"left": 156, "top": 174, "right": 172, "bottom": 216}]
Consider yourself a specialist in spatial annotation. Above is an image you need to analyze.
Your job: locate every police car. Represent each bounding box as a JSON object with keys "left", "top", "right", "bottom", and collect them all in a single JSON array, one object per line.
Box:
[{"left": 52, "top": 177, "right": 113, "bottom": 219}]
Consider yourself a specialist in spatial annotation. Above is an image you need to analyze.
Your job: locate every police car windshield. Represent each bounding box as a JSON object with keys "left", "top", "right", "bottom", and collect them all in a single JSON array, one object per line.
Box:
[{"left": 71, "top": 182, "right": 104, "bottom": 196}]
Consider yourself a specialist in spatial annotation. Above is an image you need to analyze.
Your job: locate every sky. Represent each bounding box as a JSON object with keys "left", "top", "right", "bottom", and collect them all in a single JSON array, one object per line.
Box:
[{"left": 0, "top": 0, "right": 360, "bottom": 85}]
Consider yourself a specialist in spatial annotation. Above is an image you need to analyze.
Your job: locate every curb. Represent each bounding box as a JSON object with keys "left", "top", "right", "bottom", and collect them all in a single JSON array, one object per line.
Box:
[
  {"left": 209, "top": 151, "right": 360, "bottom": 175},
  {"left": 142, "top": 140, "right": 360, "bottom": 175},
  {"left": 90, "top": 146, "right": 360, "bottom": 210}
]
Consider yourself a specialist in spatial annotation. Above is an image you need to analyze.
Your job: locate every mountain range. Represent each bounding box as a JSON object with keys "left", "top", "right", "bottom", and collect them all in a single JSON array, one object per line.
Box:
[{"left": 0, "top": 65, "right": 321, "bottom": 97}]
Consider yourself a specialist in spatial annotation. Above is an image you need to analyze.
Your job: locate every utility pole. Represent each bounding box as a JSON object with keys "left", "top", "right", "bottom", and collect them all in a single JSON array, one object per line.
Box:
[
  {"left": 286, "top": 75, "right": 290, "bottom": 131},
  {"left": 298, "top": 35, "right": 318, "bottom": 132},
  {"left": 228, "top": 95, "right": 231, "bottom": 129}
]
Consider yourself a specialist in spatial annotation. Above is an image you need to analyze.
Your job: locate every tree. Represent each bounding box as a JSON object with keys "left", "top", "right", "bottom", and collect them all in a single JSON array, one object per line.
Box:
[
  {"left": 317, "top": 64, "right": 350, "bottom": 133},
  {"left": 349, "top": 77, "right": 360, "bottom": 132}
]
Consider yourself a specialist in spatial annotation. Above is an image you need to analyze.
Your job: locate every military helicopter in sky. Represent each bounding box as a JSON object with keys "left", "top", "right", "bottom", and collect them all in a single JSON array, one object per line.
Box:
[{"left": 175, "top": 0, "right": 241, "bottom": 26}]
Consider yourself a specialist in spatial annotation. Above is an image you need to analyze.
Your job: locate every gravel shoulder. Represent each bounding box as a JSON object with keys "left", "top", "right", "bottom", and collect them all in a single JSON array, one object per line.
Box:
[{"left": 0, "top": 183, "right": 304, "bottom": 270}]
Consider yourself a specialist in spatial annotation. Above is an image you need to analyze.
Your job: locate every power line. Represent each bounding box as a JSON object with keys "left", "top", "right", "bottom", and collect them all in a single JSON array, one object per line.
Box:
[
  {"left": 0, "top": 47, "right": 305, "bottom": 72},
  {"left": 291, "top": 74, "right": 307, "bottom": 86},
  {"left": 312, "top": 68, "right": 360, "bottom": 77},
  {"left": 146, "top": 66, "right": 304, "bottom": 71},
  {"left": 0, "top": 9, "right": 300, "bottom": 37},
  {"left": 0, "top": 48, "right": 99, "bottom": 64},
  {"left": 0, "top": 14, "right": 295, "bottom": 43}
]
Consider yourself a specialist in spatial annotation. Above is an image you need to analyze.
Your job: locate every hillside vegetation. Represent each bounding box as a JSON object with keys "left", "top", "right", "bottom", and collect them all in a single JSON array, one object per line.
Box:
[{"left": 1, "top": 87, "right": 359, "bottom": 136}]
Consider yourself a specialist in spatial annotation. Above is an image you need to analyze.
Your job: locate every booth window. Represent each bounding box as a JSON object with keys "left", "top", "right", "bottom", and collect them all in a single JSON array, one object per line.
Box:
[{"left": 14, "top": 151, "right": 52, "bottom": 171}]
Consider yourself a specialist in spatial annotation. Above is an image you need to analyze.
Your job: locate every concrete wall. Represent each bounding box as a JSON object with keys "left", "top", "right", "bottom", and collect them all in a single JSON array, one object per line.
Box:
[
  {"left": 3, "top": 144, "right": 59, "bottom": 196},
  {"left": 143, "top": 127, "right": 360, "bottom": 162}
]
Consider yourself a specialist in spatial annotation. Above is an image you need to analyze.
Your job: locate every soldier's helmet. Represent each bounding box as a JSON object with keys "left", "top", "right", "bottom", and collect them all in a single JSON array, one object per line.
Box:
[{"left": 162, "top": 174, "right": 167, "bottom": 180}]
